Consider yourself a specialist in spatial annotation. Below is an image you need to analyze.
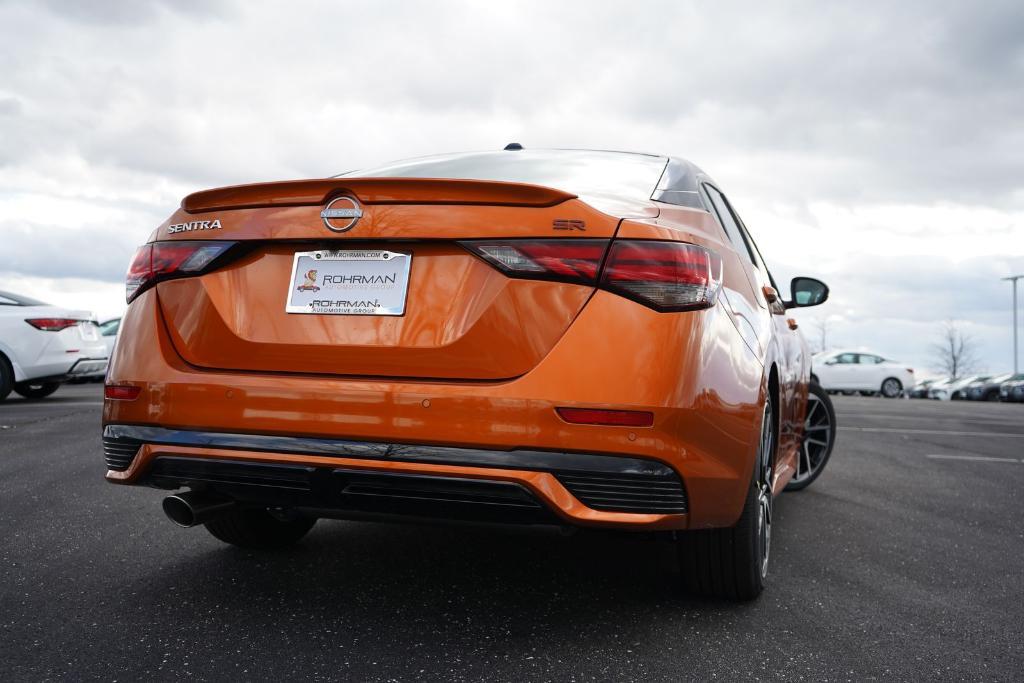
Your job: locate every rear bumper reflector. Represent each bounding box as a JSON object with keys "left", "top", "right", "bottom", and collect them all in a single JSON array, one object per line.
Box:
[{"left": 555, "top": 407, "right": 654, "bottom": 427}]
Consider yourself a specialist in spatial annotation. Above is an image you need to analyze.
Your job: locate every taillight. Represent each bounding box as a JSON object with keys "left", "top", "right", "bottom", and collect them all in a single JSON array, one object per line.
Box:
[
  {"left": 463, "top": 238, "right": 724, "bottom": 312},
  {"left": 600, "top": 240, "right": 723, "bottom": 312},
  {"left": 25, "top": 318, "right": 82, "bottom": 331},
  {"left": 458, "top": 239, "right": 609, "bottom": 285},
  {"left": 126, "top": 241, "right": 237, "bottom": 303}
]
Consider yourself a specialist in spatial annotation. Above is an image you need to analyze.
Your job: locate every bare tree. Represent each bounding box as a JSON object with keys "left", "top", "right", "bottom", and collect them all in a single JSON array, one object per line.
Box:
[
  {"left": 930, "top": 320, "right": 980, "bottom": 378},
  {"left": 811, "top": 317, "right": 832, "bottom": 353}
]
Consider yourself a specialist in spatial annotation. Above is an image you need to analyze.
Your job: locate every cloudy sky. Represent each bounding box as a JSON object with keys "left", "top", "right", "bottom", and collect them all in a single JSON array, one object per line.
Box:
[{"left": 1, "top": 0, "right": 1022, "bottom": 376}]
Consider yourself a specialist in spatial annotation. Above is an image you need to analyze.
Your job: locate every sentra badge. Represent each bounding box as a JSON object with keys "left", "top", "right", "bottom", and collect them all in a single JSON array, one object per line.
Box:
[{"left": 168, "top": 219, "right": 223, "bottom": 234}]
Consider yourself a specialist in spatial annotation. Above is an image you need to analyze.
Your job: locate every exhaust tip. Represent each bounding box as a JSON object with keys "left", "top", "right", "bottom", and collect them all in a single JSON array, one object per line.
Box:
[{"left": 162, "top": 495, "right": 198, "bottom": 527}]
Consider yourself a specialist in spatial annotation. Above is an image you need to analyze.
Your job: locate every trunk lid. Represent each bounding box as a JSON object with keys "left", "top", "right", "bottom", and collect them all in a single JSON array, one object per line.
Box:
[{"left": 155, "top": 179, "right": 625, "bottom": 380}]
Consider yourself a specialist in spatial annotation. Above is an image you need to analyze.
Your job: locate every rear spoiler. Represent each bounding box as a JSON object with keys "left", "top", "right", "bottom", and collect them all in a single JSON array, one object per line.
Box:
[{"left": 182, "top": 178, "right": 576, "bottom": 213}]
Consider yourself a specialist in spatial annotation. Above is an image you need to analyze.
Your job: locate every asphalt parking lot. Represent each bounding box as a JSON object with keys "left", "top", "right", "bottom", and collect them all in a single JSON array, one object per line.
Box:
[{"left": 2, "top": 385, "right": 1022, "bottom": 681}]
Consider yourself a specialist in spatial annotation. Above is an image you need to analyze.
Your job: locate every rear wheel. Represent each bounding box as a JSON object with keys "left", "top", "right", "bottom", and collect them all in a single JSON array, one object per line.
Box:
[
  {"left": 0, "top": 356, "right": 12, "bottom": 402},
  {"left": 786, "top": 382, "right": 836, "bottom": 491},
  {"left": 880, "top": 378, "right": 902, "bottom": 398},
  {"left": 204, "top": 508, "right": 316, "bottom": 549},
  {"left": 676, "top": 399, "right": 773, "bottom": 601},
  {"left": 13, "top": 381, "right": 61, "bottom": 399}
]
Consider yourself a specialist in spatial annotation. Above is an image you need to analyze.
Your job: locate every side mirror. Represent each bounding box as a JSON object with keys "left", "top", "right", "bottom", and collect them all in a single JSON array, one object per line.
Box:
[{"left": 786, "top": 277, "right": 829, "bottom": 309}]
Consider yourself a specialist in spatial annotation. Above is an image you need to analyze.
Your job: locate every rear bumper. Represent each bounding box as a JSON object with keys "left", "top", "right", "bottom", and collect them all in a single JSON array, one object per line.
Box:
[
  {"left": 104, "top": 288, "right": 767, "bottom": 530},
  {"left": 25, "top": 358, "right": 108, "bottom": 384},
  {"left": 69, "top": 358, "right": 108, "bottom": 376},
  {"left": 104, "top": 425, "right": 689, "bottom": 530}
]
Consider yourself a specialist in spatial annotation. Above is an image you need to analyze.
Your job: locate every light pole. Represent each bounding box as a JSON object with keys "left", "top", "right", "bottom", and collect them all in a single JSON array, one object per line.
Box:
[{"left": 1005, "top": 275, "right": 1023, "bottom": 374}]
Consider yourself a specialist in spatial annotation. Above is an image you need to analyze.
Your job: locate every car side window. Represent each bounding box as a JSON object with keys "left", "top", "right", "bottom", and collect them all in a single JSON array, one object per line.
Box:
[
  {"left": 0, "top": 295, "right": 18, "bottom": 305},
  {"left": 729, "top": 203, "right": 782, "bottom": 290},
  {"left": 857, "top": 354, "right": 882, "bottom": 364},
  {"left": 706, "top": 185, "right": 786, "bottom": 292},
  {"left": 836, "top": 353, "right": 857, "bottom": 364},
  {"left": 703, "top": 185, "right": 755, "bottom": 261}
]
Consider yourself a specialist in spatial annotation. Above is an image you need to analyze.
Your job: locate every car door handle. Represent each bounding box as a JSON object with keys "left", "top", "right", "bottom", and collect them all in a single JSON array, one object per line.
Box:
[{"left": 787, "top": 318, "right": 799, "bottom": 330}]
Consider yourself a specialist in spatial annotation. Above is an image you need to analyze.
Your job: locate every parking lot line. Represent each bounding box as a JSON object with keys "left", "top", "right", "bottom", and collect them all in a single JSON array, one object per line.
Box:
[
  {"left": 840, "top": 426, "right": 1024, "bottom": 438},
  {"left": 926, "top": 454, "right": 1022, "bottom": 463}
]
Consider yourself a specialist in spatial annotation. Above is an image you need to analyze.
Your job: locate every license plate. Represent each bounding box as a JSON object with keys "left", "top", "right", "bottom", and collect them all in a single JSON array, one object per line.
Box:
[{"left": 286, "top": 250, "right": 412, "bottom": 315}]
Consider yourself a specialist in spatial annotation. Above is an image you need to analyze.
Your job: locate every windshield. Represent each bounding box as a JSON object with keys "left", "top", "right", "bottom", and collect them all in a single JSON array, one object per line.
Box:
[{"left": 342, "top": 149, "right": 669, "bottom": 201}]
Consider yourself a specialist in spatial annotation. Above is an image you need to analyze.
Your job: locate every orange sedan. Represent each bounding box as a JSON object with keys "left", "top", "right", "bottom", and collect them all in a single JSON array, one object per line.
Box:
[{"left": 103, "top": 147, "right": 835, "bottom": 600}]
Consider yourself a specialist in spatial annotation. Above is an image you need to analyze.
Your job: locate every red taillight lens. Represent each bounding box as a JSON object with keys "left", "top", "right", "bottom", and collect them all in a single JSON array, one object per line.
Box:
[
  {"left": 600, "top": 240, "right": 723, "bottom": 312},
  {"left": 460, "top": 238, "right": 723, "bottom": 313},
  {"left": 125, "top": 244, "right": 154, "bottom": 302},
  {"left": 104, "top": 384, "right": 142, "bottom": 400},
  {"left": 459, "top": 239, "right": 609, "bottom": 285},
  {"left": 126, "top": 241, "right": 236, "bottom": 303},
  {"left": 556, "top": 407, "right": 654, "bottom": 427},
  {"left": 25, "top": 318, "right": 81, "bottom": 331}
]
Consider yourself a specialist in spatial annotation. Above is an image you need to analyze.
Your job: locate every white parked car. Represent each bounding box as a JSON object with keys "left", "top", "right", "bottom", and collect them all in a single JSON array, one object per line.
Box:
[
  {"left": 0, "top": 290, "right": 108, "bottom": 400},
  {"left": 811, "top": 349, "right": 915, "bottom": 398}
]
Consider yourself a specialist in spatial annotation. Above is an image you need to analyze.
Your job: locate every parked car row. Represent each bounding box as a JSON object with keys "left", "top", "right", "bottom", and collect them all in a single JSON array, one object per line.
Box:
[
  {"left": 910, "top": 373, "right": 1024, "bottom": 402},
  {"left": 812, "top": 349, "right": 1024, "bottom": 403},
  {"left": 0, "top": 289, "right": 118, "bottom": 401}
]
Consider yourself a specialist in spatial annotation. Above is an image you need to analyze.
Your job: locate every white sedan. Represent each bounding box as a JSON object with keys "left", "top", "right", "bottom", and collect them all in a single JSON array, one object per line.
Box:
[
  {"left": 0, "top": 290, "right": 108, "bottom": 400},
  {"left": 811, "top": 350, "right": 916, "bottom": 398}
]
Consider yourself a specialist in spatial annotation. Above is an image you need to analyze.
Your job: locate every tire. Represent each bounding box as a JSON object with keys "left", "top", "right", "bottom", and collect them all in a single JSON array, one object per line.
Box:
[
  {"left": 0, "top": 355, "right": 13, "bottom": 402},
  {"left": 13, "top": 381, "right": 61, "bottom": 400},
  {"left": 204, "top": 508, "right": 316, "bottom": 550},
  {"left": 786, "top": 382, "right": 837, "bottom": 491},
  {"left": 984, "top": 390, "right": 999, "bottom": 402},
  {"left": 677, "top": 399, "right": 773, "bottom": 601},
  {"left": 880, "top": 378, "right": 902, "bottom": 398}
]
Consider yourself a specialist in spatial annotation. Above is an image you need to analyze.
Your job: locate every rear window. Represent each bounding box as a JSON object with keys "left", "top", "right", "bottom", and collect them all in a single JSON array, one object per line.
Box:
[
  {"left": 343, "top": 150, "right": 669, "bottom": 201},
  {"left": 0, "top": 290, "right": 48, "bottom": 306}
]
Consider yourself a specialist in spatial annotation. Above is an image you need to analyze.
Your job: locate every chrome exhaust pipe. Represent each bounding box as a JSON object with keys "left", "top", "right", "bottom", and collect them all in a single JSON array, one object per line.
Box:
[{"left": 162, "top": 491, "right": 235, "bottom": 528}]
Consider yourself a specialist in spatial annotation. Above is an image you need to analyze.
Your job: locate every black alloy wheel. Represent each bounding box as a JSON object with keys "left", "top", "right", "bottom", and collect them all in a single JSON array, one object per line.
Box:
[{"left": 786, "top": 382, "right": 836, "bottom": 491}]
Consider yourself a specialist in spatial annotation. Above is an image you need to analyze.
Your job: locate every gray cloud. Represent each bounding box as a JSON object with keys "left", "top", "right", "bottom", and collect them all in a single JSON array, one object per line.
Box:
[
  {"left": 0, "top": 222, "right": 137, "bottom": 283},
  {"left": 35, "top": 0, "right": 231, "bottom": 25},
  {"left": 0, "top": 0, "right": 1020, "bottom": 203}
]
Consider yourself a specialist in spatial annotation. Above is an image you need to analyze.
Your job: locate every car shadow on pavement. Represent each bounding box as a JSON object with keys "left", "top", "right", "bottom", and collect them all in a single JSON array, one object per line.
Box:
[{"left": 127, "top": 498, "right": 793, "bottom": 648}]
